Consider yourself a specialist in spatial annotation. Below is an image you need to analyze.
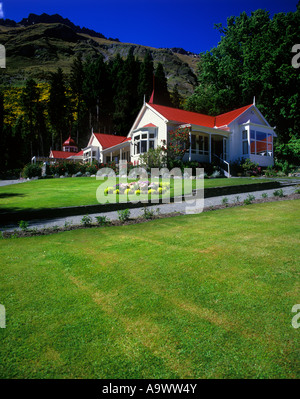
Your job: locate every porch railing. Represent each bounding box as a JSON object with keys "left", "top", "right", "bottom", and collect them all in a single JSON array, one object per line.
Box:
[{"left": 212, "top": 154, "right": 231, "bottom": 178}]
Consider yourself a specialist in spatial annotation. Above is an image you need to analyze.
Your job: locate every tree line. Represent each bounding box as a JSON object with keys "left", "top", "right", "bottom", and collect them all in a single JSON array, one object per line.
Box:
[
  {"left": 0, "top": 49, "right": 181, "bottom": 172},
  {"left": 186, "top": 4, "right": 300, "bottom": 165},
  {"left": 1, "top": 5, "right": 299, "bottom": 173}
]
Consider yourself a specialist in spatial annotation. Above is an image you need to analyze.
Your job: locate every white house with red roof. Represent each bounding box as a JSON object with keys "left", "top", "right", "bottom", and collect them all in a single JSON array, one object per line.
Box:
[
  {"left": 127, "top": 96, "right": 276, "bottom": 169},
  {"left": 47, "top": 97, "right": 276, "bottom": 172},
  {"left": 82, "top": 132, "right": 131, "bottom": 163}
]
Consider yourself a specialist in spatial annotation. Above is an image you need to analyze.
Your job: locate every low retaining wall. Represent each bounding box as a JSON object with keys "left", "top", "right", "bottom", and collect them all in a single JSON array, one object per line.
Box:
[{"left": 201, "top": 180, "right": 282, "bottom": 198}]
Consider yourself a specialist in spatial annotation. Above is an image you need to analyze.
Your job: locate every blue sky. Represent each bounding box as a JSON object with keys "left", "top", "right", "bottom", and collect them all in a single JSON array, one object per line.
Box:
[{"left": 1, "top": 0, "right": 298, "bottom": 53}]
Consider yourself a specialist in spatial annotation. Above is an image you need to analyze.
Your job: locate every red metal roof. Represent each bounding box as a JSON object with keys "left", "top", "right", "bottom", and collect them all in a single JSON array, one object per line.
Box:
[
  {"left": 148, "top": 103, "right": 253, "bottom": 128},
  {"left": 50, "top": 150, "right": 79, "bottom": 159},
  {"left": 143, "top": 123, "right": 157, "bottom": 128},
  {"left": 215, "top": 104, "right": 253, "bottom": 127},
  {"left": 149, "top": 103, "right": 215, "bottom": 127},
  {"left": 93, "top": 133, "right": 129, "bottom": 149},
  {"left": 71, "top": 150, "right": 83, "bottom": 157},
  {"left": 62, "top": 136, "right": 77, "bottom": 146}
]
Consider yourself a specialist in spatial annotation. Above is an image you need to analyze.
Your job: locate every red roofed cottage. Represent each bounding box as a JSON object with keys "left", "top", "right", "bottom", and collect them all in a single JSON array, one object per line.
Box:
[
  {"left": 46, "top": 92, "right": 276, "bottom": 172},
  {"left": 127, "top": 94, "right": 276, "bottom": 170}
]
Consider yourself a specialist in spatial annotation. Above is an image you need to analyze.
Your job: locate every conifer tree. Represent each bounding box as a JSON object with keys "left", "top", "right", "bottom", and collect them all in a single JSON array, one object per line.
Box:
[
  {"left": 48, "top": 68, "right": 69, "bottom": 149},
  {"left": 138, "top": 51, "right": 154, "bottom": 103},
  {"left": 20, "top": 79, "right": 40, "bottom": 158},
  {"left": 154, "top": 62, "right": 172, "bottom": 107}
]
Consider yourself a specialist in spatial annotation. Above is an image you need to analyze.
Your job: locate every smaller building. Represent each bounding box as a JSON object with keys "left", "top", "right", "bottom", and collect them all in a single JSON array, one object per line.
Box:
[
  {"left": 62, "top": 136, "right": 78, "bottom": 153},
  {"left": 49, "top": 136, "right": 83, "bottom": 161},
  {"left": 82, "top": 132, "right": 131, "bottom": 164}
]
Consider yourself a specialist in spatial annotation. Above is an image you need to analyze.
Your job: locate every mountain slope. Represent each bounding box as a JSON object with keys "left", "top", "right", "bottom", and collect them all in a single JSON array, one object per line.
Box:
[{"left": 0, "top": 14, "right": 199, "bottom": 96}]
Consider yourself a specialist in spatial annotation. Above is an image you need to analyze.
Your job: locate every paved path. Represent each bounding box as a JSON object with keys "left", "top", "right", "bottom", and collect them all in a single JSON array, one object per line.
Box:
[
  {"left": 0, "top": 179, "right": 28, "bottom": 187},
  {"left": 1, "top": 184, "right": 298, "bottom": 232}
]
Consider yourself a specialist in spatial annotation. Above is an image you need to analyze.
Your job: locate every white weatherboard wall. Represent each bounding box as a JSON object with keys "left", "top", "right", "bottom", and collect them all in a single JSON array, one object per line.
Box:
[
  {"left": 89, "top": 135, "right": 102, "bottom": 149},
  {"left": 129, "top": 105, "right": 167, "bottom": 163},
  {"left": 228, "top": 107, "right": 275, "bottom": 167}
]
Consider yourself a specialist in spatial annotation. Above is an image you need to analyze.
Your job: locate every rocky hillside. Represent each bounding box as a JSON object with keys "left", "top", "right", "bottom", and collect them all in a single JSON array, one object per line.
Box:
[{"left": 0, "top": 14, "right": 199, "bottom": 96}]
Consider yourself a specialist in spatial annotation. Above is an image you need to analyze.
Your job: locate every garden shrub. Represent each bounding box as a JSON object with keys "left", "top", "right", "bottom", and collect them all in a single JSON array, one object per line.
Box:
[
  {"left": 22, "top": 163, "right": 42, "bottom": 178},
  {"left": 244, "top": 194, "right": 255, "bottom": 205},
  {"left": 221, "top": 197, "right": 229, "bottom": 206},
  {"left": 18, "top": 220, "right": 29, "bottom": 231},
  {"left": 117, "top": 209, "right": 131, "bottom": 222},
  {"left": 139, "top": 147, "right": 167, "bottom": 171},
  {"left": 143, "top": 207, "right": 156, "bottom": 219},
  {"left": 81, "top": 215, "right": 92, "bottom": 226},
  {"left": 241, "top": 159, "right": 261, "bottom": 176},
  {"left": 95, "top": 216, "right": 110, "bottom": 226},
  {"left": 273, "top": 189, "right": 284, "bottom": 197}
]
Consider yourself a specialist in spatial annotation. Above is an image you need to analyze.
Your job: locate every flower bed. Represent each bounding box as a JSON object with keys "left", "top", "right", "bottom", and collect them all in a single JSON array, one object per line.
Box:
[{"left": 104, "top": 180, "right": 171, "bottom": 196}]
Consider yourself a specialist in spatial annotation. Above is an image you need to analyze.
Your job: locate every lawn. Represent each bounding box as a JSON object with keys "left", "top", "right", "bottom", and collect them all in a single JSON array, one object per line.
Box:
[
  {"left": 0, "top": 177, "right": 272, "bottom": 213},
  {"left": 0, "top": 200, "right": 299, "bottom": 379}
]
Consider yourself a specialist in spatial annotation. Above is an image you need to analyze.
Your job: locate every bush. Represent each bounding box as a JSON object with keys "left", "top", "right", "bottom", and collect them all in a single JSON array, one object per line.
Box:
[
  {"left": 244, "top": 194, "right": 255, "bottom": 205},
  {"left": 230, "top": 158, "right": 245, "bottom": 176},
  {"left": 0, "top": 168, "right": 22, "bottom": 180},
  {"left": 211, "top": 169, "right": 222, "bottom": 178},
  {"left": 241, "top": 159, "right": 261, "bottom": 176},
  {"left": 22, "top": 163, "right": 42, "bottom": 178},
  {"left": 139, "top": 147, "right": 167, "bottom": 171},
  {"left": 262, "top": 193, "right": 268, "bottom": 198},
  {"left": 81, "top": 215, "right": 92, "bottom": 226},
  {"left": 95, "top": 215, "right": 110, "bottom": 226},
  {"left": 18, "top": 220, "right": 29, "bottom": 231},
  {"left": 221, "top": 197, "right": 229, "bottom": 206},
  {"left": 143, "top": 207, "right": 156, "bottom": 219},
  {"left": 273, "top": 189, "right": 284, "bottom": 197},
  {"left": 264, "top": 166, "right": 277, "bottom": 177},
  {"left": 117, "top": 208, "right": 131, "bottom": 222}
]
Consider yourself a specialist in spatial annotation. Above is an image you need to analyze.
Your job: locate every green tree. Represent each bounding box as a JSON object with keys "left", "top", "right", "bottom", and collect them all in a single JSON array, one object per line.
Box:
[
  {"left": 154, "top": 62, "right": 172, "bottom": 107},
  {"left": 138, "top": 51, "right": 154, "bottom": 103},
  {"left": 48, "top": 68, "right": 70, "bottom": 149},
  {"left": 70, "top": 54, "right": 87, "bottom": 144},
  {"left": 171, "top": 84, "right": 183, "bottom": 109},
  {"left": 20, "top": 79, "right": 40, "bottom": 159},
  {"left": 113, "top": 48, "right": 141, "bottom": 134},
  {"left": 82, "top": 55, "right": 113, "bottom": 134},
  {"left": 186, "top": 6, "right": 300, "bottom": 162}
]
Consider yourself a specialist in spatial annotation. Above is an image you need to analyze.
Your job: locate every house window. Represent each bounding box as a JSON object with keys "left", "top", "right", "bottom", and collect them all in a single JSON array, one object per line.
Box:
[
  {"left": 141, "top": 140, "right": 147, "bottom": 153},
  {"left": 191, "top": 134, "right": 209, "bottom": 155},
  {"left": 250, "top": 130, "right": 272, "bottom": 156},
  {"left": 242, "top": 130, "right": 248, "bottom": 155},
  {"left": 133, "top": 131, "right": 156, "bottom": 155},
  {"left": 134, "top": 135, "right": 140, "bottom": 155}
]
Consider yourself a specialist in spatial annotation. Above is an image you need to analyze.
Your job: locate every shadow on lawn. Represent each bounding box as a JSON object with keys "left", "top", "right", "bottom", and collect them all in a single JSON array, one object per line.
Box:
[
  {"left": 0, "top": 198, "right": 181, "bottom": 225},
  {"left": 0, "top": 193, "right": 25, "bottom": 199}
]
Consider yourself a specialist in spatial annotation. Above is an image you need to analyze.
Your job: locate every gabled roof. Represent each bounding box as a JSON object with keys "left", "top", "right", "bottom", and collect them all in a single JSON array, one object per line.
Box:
[
  {"left": 93, "top": 133, "right": 128, "bottom": 149},
  {"left": 149, "top": 103, "right": 215, "bottom": 127},
  {"left": 147, "top": 103, "right": 254, "bottom": 129},
  {"left": 50, "top": 150, "right": 79, "bottom": 159},
  {"left": 215, "top": 104, "right": 253, "bottom": 127},
  {"left": 143, "top": 123, "right": 157, "bottom": 128}
]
